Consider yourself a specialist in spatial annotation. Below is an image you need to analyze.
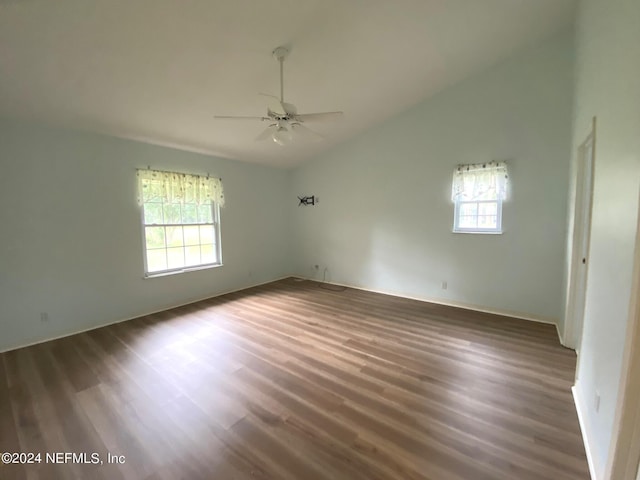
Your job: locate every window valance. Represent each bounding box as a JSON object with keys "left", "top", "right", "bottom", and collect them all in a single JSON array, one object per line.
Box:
[
  {"left": 137, "top": 169, "right": 225, "bottom": 207},
  {"left": 451, "top": 161, "right": 509, "bottom": 202}
]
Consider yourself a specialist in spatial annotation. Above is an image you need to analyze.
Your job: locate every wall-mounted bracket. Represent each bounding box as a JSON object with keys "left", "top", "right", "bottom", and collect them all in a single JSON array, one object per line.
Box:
[{"left": 298, "top": 195, "right": 316, "bottom": 206}]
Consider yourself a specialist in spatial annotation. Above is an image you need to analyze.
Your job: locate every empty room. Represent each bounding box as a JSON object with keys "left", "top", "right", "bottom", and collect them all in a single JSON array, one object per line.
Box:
[{"left": 1, "top": 1, "right": 639, "bottom": 479}]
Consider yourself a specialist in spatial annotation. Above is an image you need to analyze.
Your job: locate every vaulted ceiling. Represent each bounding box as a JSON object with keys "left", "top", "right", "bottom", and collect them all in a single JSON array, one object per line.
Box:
[{"left": 0, "top": 0, "right": 576, "bottom": 167}]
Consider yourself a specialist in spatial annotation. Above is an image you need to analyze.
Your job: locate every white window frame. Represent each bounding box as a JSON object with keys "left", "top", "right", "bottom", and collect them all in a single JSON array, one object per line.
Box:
[
  {"left": 451, "top": 161, "right": 508, "bottom": 235},
  {"left": 139, "top": 182, "right": 223, "bottom": 278},
  {"left": 453, "top": 198, "right": 503, "bottom": 234}
]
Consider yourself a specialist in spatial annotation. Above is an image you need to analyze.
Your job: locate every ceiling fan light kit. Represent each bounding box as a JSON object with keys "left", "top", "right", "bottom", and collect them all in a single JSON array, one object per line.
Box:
[
  {"left": 272, "top": 124, "right": 293, "bottom": 146},
  {"left": 214, "top": 46, "right": 344, "bottom": 146}
]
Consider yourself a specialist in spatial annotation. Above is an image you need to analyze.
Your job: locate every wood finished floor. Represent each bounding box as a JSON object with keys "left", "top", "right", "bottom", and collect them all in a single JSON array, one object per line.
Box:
[{"left": 0, "top": 278, "right": 589, "bottom": 480}]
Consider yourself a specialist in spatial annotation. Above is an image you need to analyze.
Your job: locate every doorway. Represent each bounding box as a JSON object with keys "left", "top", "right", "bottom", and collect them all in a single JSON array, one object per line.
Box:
[{"left": 564, "top": 118, "right": 596, "bottom": 355}]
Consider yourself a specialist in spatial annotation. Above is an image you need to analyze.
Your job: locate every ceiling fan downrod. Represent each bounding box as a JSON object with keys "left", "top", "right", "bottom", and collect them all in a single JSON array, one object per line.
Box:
[{"left": 272, "top": 47, "right": 289, "bottom": 104}]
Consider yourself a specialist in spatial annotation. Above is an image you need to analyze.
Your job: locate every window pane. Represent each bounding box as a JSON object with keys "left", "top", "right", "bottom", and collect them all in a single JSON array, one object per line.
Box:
[
  {"left": 459, "top": 216, "right": 477, "bottom": 228},
  {"left": 478, "top": 215, "right": 497, "bottom": 228},
  {"left": 182, "top": 204, "right": 198, "bottom": 224},
  {"left": 200, "top": 225, "right": 215, "bottom": 244},
  {"left": 145, "top": 227, "right": 166, "bottom": 249},
  {"left": 167, "top": 247, "right": 185, "bottom": 269},
  {"left": 455, "top": 199, "right": 502, "bottom": 232},
  {"left": 478, "top": 202, "right": 498, "bottom": 215},
  {"left": 164, "top": 203, "right": 181, "bottom": 224},
  {"left": 143, "top": 203, "right": 163, "bottom": 225},
  {"left": 460, "top": 203, "right": 478, "bottom": 216},
  {"left": 184, "top": 226, "right": 200, "bottom": 246},
  {"left": 198, "top": 204, "right": 213, "bottom": 223},
  {"left": 166, "top": 226, "right": 184, "bottom": 247},
  {"left": 185, "top": 246, "right": 201, "bottom": 266},
  {"left": 146, "top": 249, "right": 167, "bottom": 273},
  {"left": 201, "top": 244, "right": 216, "bottom": 264}
]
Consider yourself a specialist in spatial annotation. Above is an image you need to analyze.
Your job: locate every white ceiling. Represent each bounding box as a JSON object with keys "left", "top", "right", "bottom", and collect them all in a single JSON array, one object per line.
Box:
[{"left": 0, "top": 0, "right": 576, "bottom": 168}]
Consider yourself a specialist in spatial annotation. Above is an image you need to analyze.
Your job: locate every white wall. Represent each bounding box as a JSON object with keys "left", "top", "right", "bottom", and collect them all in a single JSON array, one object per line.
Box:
[
  {"left": 569, "top": 0, "right": 640, "bottom": 477},
  {"left": 291, "top": 32, "right": 574, "bottom": 323},
  {"left": 0, "top": 119, "right": 291, "bottom": 352}
]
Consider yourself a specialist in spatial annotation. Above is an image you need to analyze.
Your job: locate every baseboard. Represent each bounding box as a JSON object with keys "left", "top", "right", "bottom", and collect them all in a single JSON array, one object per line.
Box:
[
  {"left": 572, "top": 383, "right": 599, "bottom": 480},
  {"left": 0, "top": 275, "right": 290, "bottom": 354},
  {"left": 4, "top": 274, "right": 562, "bottom": 353},
  {"left": 294, "top": 276, "right": 559, "bottom": 327}
]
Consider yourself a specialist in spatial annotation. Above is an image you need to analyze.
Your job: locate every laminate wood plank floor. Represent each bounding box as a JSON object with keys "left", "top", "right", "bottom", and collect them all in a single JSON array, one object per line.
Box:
[{"left": 0, "top": 278, "right": 589, "bottom": 480}]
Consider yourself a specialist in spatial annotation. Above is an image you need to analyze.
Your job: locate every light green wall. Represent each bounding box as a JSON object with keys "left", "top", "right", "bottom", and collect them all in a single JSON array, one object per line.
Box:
[
  {"left": 291, "top": 31, "right": 574, "bottom": 323},
  {"left": 0, "top": 119, "right": 291, "bottom": 352}
]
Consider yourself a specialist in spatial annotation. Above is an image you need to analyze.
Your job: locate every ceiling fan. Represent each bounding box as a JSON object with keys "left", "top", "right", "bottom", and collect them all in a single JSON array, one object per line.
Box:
[{"left": 214, "top": 46, "right": 344, "bottom": 146}]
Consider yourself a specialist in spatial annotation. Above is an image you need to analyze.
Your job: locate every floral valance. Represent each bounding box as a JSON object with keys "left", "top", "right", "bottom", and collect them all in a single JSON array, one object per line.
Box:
[
  {"left": 137, "top": 169, "right": 225, "bottom": 207},
  {"left": 452, "top": 161, "right": 509, "bottom": 202}
]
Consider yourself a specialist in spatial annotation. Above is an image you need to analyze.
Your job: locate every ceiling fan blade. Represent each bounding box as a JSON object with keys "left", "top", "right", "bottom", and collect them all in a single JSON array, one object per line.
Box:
[
  {"left": 291, "top": 123, "right": 323, "bottom": 141},
  {"left": 255, "top": 124, "right": 277, "bottom": 142},
  {"left": 218, "top": 48, "right": 343, "bottom": 143},
  {"left": 294, "top": 111, "right": 344, "bottom": 122},
  {"left": 258, "top": 93, "right": 286, "bottom": 115},
  {"left": 214, "top": 115, "right": 270, "bottom": 121},
  {"left": 282, "top": 102, "right": 297, "bottom": 115}
]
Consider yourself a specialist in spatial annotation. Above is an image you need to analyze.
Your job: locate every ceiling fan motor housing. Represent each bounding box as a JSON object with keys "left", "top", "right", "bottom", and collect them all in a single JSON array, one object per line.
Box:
[{"left": 272, "top": 46, "right": 289, "bottom": 61}]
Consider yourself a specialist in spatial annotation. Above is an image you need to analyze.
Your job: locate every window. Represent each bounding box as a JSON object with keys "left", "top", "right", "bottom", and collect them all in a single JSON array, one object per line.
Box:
[
  {"left": 452, "top": 161, "right": 509, "bottom": 234},
  {"left": 137, "top": 169, "right": 225, "bottom": 276}
]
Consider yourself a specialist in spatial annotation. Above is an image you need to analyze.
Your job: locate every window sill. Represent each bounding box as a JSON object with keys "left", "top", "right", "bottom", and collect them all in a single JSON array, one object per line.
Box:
[
  {"left": 452, "top": 230, "right": 503, "bottom": 235},
  {"left": 144, "top": 263, "right": 223, "bottom": 279}
]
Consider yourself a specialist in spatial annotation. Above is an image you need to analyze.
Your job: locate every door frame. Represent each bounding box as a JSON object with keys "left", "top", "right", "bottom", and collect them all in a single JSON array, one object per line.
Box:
[{"left": 564, "top": 117, "right": 597, "bottom": 352}]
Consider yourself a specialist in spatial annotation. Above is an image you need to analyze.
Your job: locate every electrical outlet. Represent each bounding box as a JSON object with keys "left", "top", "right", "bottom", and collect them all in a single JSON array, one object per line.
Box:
[
  {"left": 441, "top": 281, "right": 448, "bottom": 290},
  {"left": 595, "top": 391, "right": 601, "bottom": 412},
  {"left": 40, "top": 312, "right": 49, "bottom": 322},
  {"left": 311, "top": 265, "right": 320, "bottom": 278}
]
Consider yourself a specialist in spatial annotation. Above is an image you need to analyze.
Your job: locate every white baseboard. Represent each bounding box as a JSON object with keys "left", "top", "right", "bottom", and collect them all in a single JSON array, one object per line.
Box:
[
  {"left": 3, "top": 274, "right": 564, "bottom": 353},
  {"left": 0, "top": 275, "right": 290, "bottom": 354},
  {"left": 294, "top": 276, "right": 559, "bottom": 327},
  {"left": 572, "top": 383, "right": 599, "bottom": 480}
]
